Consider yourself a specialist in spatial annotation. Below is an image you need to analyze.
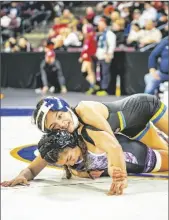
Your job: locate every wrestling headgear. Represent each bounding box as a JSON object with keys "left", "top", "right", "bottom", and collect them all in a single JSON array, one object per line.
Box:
[
  {"left": 34, "top": 96, "right": 79, "bottom": 132},
  {"left": 38, "top": 130, "right": 78, "bottom": 163}
]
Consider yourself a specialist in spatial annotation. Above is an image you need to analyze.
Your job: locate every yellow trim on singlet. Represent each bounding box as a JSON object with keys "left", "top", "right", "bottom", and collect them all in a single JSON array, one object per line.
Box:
[
  {"left": 130, "top": 122, "right": 151, "bottom": 141},
  {"left": 117, "top": 111, "right": 126, "bottom": 131},
  {"left": 150, "top": 102, "right": 166, "bottom": 123},
  {"left": 130, "top": 102, "right": 166, "bottom": 141}
]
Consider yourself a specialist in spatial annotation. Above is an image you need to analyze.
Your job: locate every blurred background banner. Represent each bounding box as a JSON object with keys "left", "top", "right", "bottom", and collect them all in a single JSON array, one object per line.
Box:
[{"left": 1, "top": 51, "right": 150, "bottom": 94}]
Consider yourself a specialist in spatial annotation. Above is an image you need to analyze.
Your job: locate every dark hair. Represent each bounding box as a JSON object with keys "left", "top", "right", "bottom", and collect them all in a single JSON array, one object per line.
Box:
[
  {"left": 38, "top": 130, "right": 89, "bottom": 179},
  {"left": 101, "top": 15, "right": 111, "bottom": 26},
  {"left": 46, "top": 39, "right": 54, "bottom": 46},
  {"left": 132, "top": 22, "right": 140, "bottom": 29}
]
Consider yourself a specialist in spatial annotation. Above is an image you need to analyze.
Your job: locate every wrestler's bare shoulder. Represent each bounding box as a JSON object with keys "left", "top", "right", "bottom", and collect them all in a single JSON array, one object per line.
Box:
[{"left": 76, "top": 101, "right": 109, "bottom": 118}]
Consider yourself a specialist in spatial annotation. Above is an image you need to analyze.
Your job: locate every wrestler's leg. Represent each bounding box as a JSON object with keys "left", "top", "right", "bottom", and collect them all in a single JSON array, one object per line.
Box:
[
  {"left": 158, "top": 150, "right": 168, "bottom": 171},
  {"left": 81, "top": 61, "right": 87, "bottom": 75},
  {"left": 136, "top": 123, "right": 168, "bottom": 151},
  {"left": 86, "top": 61, "right": 96, "bottom": 85},
  {"left": 152, "top": 149, "right": 168, "bottom": 172},
  {"left": 153, "top": 111, "right": 168, "bottom": 135},
  {"left": 148, "top": 96, "right": 168, "bottom": 135}
]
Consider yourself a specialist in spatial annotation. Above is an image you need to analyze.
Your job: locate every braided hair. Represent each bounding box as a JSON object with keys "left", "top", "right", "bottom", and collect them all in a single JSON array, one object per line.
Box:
[{"left": 38, "top": 130, "right": 89, "bottom": 179}]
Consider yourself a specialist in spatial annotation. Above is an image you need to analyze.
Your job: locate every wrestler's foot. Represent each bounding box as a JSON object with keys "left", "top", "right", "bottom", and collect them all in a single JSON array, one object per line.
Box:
[
  {"left": 86, "top": 85, "right": 100, "bottom": 95},
  {"left": 96, "top": 90, "right": 108, "bottom": 96},
  {"left": 35, "top": 88, "right": 42, "bottom": 94},
  {"left": 49, "top": 86, "right": 55, "bottom": 93},
  {"left": 86, "top": 88, "right": 94, "bottom": 95}
]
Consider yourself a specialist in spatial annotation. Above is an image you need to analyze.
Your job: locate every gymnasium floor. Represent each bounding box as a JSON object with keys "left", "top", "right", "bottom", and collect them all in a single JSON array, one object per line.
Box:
[{"left": 1, "top": 89, "right": 168, "bottom": 220}]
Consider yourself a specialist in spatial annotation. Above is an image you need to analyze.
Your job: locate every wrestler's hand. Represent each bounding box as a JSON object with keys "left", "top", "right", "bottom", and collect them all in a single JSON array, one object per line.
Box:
[
  {"left": 89, "top": 170, "right": 104, "bottom": 179},
  {"left": 107, "top": 167, "right": 127, "bottom": 195},
  {"left": 82, "top": 53, "right": 88, "bottom": 59},
  {"left": 78, "top": 57, "right": 83, "bottom": 63},
  {"left": 112, "top": 168, "right": 127, "bottom": 182},
  {"left": 149, "top": 68, "right": 160, "bottom": 80},
  {"left": 151, "top": 71, "right": 160, "bottom": 80},
  {"left": 108, "top": 179, "right": 127, "bottom": 196},
  {"left": 105, "top": 54, "right": 112, "bottom": 63},
  {"left": 1, "top": 176, "right": 30, "bottom": 187}
]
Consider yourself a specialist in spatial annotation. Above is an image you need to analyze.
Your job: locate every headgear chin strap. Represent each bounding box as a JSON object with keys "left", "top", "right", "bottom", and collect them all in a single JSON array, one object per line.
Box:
[{"left": 35, "top": 97, "right": 70, "bottom": 132}]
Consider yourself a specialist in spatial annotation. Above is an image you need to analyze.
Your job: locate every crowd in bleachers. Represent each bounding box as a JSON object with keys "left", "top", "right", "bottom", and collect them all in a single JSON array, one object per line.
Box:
[{"left": 1, "top": 1, "right": 168, "bottom": 52}]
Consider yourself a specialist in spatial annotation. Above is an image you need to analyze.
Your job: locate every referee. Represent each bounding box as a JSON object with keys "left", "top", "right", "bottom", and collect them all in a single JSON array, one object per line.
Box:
[{"left": 40, "top": 50, "right": 67, "bottom": 94}]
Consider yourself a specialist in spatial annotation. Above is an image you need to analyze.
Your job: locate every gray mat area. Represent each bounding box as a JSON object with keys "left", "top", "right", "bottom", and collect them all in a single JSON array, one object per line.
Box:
[{"left": 1, "top": 88, "right": 125, "bottom": 108}]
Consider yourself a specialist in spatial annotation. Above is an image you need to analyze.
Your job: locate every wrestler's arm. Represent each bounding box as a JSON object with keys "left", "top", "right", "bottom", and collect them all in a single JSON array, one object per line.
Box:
[
  {"left": 1, "top": 155, "right": 47, "bottom": 187},
  {"left": 76, "top": 102, "right": 114, "bottom": 135},
  {"left": 26, "top": 155, "right": 48, "bottom": 178},
  {"left": 86, "top": 129, "right": 127, "bottom": 176}
]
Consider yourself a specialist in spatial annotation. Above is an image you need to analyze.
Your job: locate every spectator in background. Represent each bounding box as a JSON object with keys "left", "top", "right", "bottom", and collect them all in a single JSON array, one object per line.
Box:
[
  {"left": 7, "top": 6, "right": 21, "bottom": 31},
  {"left": 140, "top": 2, "right": 157, "bottom": 27},
  {"left": 51, "top": 25, "right": 82, "bottom": 50},
  {"left": 112, "top": 18, "right": 126, "bottom": 47},
  {"left": 79, "top": 24, "right": 97, "bottom": 95},
  {"left": 85, "top": 7, "right": 95, "bottom": 24},
  {"left": 37, "top": 50, "right": 67, "bottom": 94},
  {"left": 131, "top": 9, "right": 144, "bottom": 28},
  {"left": 119, "top": 6, "right": 130, "bottom": 20},
  {"left": 157, "top": 2, "right": 168, "bottom": 27},
  {"left": 59, "top": 9, "right": 77, "bottom": 27},
  {"left": 48, "top": 9, "right": 78, "bottom": 41},
  {"left": 93, "top": 3, "right": 104, "bottom": 26},
  {"left": 48, "top": 17, "right": 68, "bottom": 39},
  {"left": 96, "top": 17, "right": 116, "bottom": 96},
  {"left": 110, "top": 11, "right": 121, "bottom": 24},
  {"left": 103, "top": 3, "right": 114, "bottom": 18},
  {"left": 63, "top": 25, "right": 82, "bottom": 48},
  {"left": 3, "top": 37, "right": 19, "bottom": 52},
  {"left": 144, "top": 38, "right": 169, "bottom": 95},
  {"left": 126, "top": 23, "right": 144, "bottom": 49},
  {"left": 18, "top": 37, "right": 32, "bottom": 52},
  {"left": 138, "top": 20, "right": 162, "bottom": 48}
]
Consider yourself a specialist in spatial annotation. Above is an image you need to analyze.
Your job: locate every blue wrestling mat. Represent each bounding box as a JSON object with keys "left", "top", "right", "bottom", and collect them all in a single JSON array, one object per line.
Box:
[
  {"left": 0, "top": 108, "right": 34, "bottom": 116},
  {"left": 10, "top": 144, "right": 169, "bottom": 179}
]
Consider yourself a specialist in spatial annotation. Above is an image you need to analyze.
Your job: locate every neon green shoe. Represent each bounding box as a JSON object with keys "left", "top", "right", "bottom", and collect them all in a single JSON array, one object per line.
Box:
[
  {"left": 94, "top": 85, "right": 100, "bottom": 91},
  {"left": 86, "top": 88, "right": 94, "bottom": 95},
  {"left": 96, "top": 90, "right": 108, "bottom": 96}
]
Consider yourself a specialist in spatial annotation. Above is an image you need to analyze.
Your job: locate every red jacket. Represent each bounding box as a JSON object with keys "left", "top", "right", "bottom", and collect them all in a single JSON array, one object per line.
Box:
[{"left": 80, "top": 32, "right": 97, "bottom": 62}]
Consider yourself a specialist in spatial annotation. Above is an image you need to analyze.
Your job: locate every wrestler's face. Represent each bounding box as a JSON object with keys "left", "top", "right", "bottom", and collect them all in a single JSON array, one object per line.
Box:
[
  {"left": 57, "top": 147, "right": 82, "bottom": 166},
  {"left": 45, "top": 110, "right": 75, "bottom": 133}
]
